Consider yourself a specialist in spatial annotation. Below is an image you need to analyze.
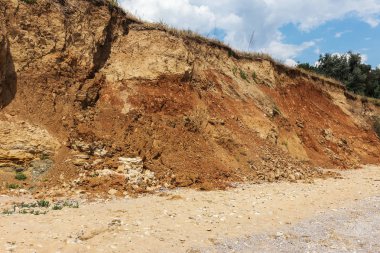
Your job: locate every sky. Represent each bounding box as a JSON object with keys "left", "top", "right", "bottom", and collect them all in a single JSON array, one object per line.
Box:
[{"left": 120, "top": 0, "right": 380, "bottom": 68}]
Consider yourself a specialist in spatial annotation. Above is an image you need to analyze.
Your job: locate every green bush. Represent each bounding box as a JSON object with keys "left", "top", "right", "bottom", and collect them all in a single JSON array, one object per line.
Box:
[
  {"left": 7, "top": 184, "right": 19, "bottom": 189},
  {"left": 15, "top": 172, "right": 27, "bottom": 181}
]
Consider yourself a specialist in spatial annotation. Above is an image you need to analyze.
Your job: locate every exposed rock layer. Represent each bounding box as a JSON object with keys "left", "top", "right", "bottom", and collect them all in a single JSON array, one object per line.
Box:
[{"left": 0, "top": 0, "right": 379, "bottom": 195}]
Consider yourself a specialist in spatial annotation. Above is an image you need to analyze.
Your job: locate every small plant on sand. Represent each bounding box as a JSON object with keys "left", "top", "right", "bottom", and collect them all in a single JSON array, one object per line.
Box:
[
  {"left": 2, "top": 209, "right": 14, "bottom": 215},
  {"left": 63, "top": 200, "right": 79, "bottom": 208},
  {"left": 31, "top": 210, "right": 47, "bottom": 215},
  {"left": 37, "top": 200, "right": 50, "bottom": 208},
  {"left": 15, "top": 172, "right": 27, "bottom": 181},
  {"left": 52, "top": 204, "right": 63, "bottom": 210}
]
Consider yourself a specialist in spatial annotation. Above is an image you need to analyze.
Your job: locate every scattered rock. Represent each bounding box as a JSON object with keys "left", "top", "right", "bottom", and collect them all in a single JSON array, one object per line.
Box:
[
  {"left": 72, "top": 158, "right": 88, "bottom": 167},
  {"left": 118, "top": 157, "right": 157, "bottom": 190},
  {"left": 108, "top": 189, "right": 118, "bottom": 195}
]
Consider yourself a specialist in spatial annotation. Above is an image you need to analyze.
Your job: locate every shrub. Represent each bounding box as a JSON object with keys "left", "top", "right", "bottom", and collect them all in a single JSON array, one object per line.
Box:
[
  {"left": 2, "top": 209, "right": 14, "bottom": 215},
  {"left": 37, "top": 200, "right": 50, "bottom": 207},
  {"left": 64, "top": 200, "right": 79, "bottom": 208},
  {"left": 228, "top": 49, "right": 234, "bottom": 57},
  {"left": 21, "top": 0, "right": 37, "bottom": 4},
  {"left": 52, "top": 205, "right": 63, "bottom": 210},
  {"left": 374, "top": 117, "right": 380, "bottom": 138},
  {"left": 7, "top": 184, "right": 19, "bottom": 189},
  {"left": 108, "top": 0, "right": 118, "bottom": 7},
  {"left": 15, "top": 172, "right": 27, "bottom": 181},
  {"left": 252, "top": 71, "right": 257, "bottom": 80},
  {"left": 240, "top": 69, "right": 249, "bottom": 81}
]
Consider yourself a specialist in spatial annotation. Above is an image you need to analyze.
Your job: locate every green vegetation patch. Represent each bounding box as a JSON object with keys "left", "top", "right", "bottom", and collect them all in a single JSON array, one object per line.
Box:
[
  {"left": 240, "top": 69, "right": 249, "bottom": 82},
  {"left": 298, "top": 51, "right": 380, "bottom": 99},
  {"left": 15, "top": 172, "right": 27, "bottom": 181}
]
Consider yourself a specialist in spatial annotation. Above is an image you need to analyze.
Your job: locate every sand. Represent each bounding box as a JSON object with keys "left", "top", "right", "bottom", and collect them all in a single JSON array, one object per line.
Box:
[{"left": 0, "top": 165, "right": 379, "bottom": 253}]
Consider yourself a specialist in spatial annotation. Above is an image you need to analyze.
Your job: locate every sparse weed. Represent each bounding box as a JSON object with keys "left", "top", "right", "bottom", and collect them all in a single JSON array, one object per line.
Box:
[
  {"left": 7, "top": 184, "right": 20, "bottom": 189},
  {"left": 2, "top": 199, "right": 80, "bottom": 216},
  {"left": 2, "top": 209, "right": 14, "bottom": 215},
  {"left": 232, "top": 67, "right": 238, "bottom": 77},
  {"left": 240, "top": 69, "right": 249, "bottom": 82},
  {"left": 252, "top": 71, "right": 257, "bottom": 80},
  {"left": 272, "top": 105, "right": 281, "bottom": 117},
  {"left": 63, "top": 200, "right": 79, "bottom": 208},
  {"left": 52, "top": 205, "right": 63, "bottom": 210},
  {"left": 19, "top": 209, "right": 29, "bottom": 214},
  {"left": 29, "top": 209, "right": 47, "bottom": 215}
]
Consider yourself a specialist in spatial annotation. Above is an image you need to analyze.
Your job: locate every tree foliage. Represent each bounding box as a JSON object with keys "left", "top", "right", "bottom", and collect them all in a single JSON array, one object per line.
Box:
[{"left": 298, "top": 52, "right": 380, "bottom": 98}]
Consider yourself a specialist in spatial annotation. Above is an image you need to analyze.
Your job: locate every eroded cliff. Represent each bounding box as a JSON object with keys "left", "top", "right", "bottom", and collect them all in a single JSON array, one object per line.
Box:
[{"left": 1, "top": 0, "right": 379, "bottom": 196}]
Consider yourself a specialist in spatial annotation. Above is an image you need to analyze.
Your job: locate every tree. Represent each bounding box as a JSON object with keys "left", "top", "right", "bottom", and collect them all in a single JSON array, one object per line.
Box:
[
  {"left": 366, "top": 69, "right": 380, "bottom": 98},
  {"left": 298, "top": 52, "right": 380, "bottom": 98},
  {"left": 298, "top": 62, "right": 317, "bottom": 72}
]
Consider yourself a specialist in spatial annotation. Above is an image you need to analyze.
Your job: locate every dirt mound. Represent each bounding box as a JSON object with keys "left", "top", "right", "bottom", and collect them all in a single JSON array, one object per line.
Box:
[{"left": 0, "top": 0, "right": 379, "bottom": 197}]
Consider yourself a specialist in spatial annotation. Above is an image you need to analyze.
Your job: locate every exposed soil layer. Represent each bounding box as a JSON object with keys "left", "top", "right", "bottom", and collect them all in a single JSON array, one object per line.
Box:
[{"left": 0, "top": 0, "right": 379, "bottom": 196}]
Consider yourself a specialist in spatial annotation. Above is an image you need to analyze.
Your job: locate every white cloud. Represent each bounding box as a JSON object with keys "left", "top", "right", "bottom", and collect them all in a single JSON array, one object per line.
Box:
[
  {"left": 335, "top": 30, "right": 351, "bottom": 38},
  {"left": 284, "top": 59, "right": 298, "bottom": 67},
  {"left": 261, "top": 40, "right": 316, "bottom": 59},
  {"left": 120, "top": 0, "right": 380, "bottom": 60},
  {"left": 377, "top": 64, "right": 380, "bottom": 69},
  {"left": 361, "top": 54, "right": 368, "bottom": 63}
]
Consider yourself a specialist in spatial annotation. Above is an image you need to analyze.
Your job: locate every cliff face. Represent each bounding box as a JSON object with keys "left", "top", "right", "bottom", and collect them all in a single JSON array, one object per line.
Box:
[{"left": 1, "top": 0, "right": 379, "bottom": 196}]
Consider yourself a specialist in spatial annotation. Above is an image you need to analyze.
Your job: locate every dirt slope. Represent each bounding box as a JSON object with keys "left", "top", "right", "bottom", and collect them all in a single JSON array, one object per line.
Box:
[{"left": 0, "top": 0, "right": 379, "bottom": 196}]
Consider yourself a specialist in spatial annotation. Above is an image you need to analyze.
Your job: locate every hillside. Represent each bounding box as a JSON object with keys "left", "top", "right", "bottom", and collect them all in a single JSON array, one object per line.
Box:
[{"left": 1, "top": 0, "right": 379, "bottom": 197}]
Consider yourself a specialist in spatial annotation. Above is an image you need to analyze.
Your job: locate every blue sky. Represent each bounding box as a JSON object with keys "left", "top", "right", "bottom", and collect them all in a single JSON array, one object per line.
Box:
[
  {"left": 121, "top": 0, "right": 380, "bottom": 68},
  {"left": 280, "top": 17, "right": 380, "bottom": 67}
]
